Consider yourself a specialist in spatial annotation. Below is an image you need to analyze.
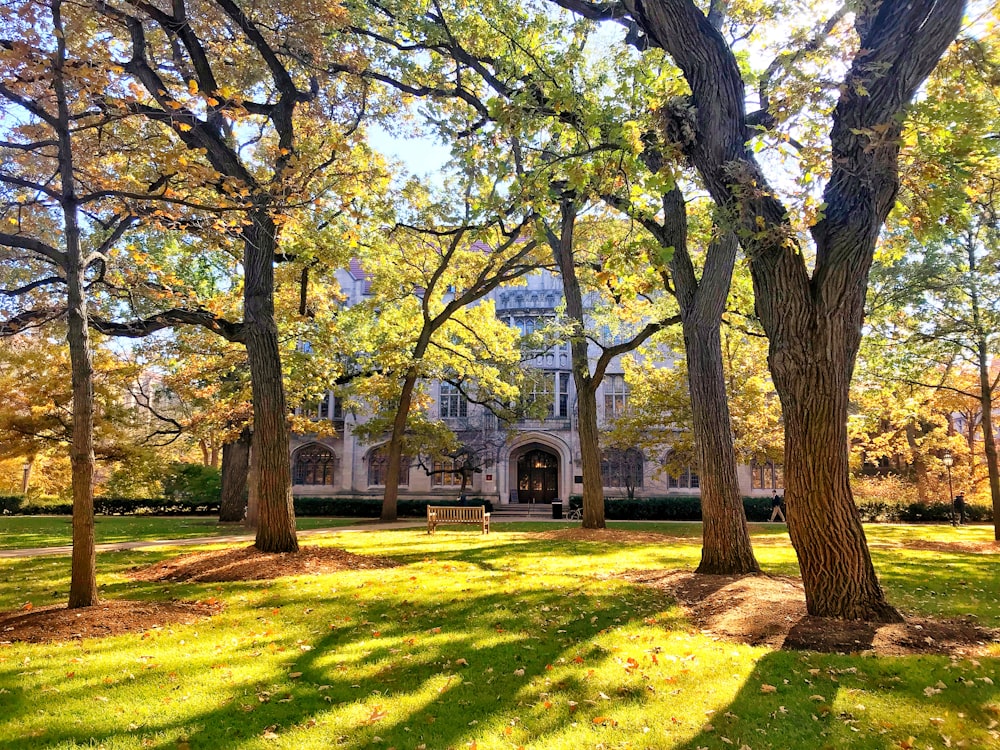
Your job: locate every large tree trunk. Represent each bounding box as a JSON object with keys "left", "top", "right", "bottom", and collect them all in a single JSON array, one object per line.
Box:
[
  {"left": 770, "top": 334, "right": 901, "bottom": 621},
  {"left": 244, "top": 212, "right": 297, "bottom": 552},
  {"left": 219, "top": 428, "right": 251, "bottom": 522},
  {"left": 381, "top": 367, "right": 419, "bottom": 522},
  {"left": 685, "top": 319, "right": 760, "bottom": 574}
]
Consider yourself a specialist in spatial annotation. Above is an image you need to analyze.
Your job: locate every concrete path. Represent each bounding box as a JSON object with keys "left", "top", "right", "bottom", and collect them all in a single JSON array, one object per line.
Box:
[{"left": 0, "top": 515, "right": 574, "bottom": 559}]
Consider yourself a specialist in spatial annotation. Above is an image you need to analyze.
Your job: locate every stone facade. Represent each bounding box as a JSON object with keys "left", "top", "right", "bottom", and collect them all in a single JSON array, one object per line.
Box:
[{"left": 290, "top": 268, "right": 783, "bottom": 503}]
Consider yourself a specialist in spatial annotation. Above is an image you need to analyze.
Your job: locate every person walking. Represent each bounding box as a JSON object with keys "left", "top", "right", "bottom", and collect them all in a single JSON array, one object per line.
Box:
[
  {"left": 769, "top": 490, "right": 786, "bottom": 522},
  {"left": 953, "top": 493, "right": 966, "bottom": 526}
]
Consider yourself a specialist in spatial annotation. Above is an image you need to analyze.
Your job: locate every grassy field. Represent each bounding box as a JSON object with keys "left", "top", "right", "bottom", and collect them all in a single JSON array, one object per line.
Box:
[
  {"left": 0, "top": 515, "right": 361, "bottom": 550},
  {"left": 0, "top": 522, "right": 997, "bottom": 749}
]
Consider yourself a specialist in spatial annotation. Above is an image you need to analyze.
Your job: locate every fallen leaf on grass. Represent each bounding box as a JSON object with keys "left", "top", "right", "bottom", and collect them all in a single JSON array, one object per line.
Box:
[
  {"left": 365, "top": 706, "right": 388, "bottom": 724},
  {"left": 760, "top": 684, "right": 777, "bottom": 693}
]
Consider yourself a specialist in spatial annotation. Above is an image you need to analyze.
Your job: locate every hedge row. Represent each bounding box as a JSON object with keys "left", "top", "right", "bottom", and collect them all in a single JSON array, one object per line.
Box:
[
  {"left": 0, "top": 495, "right": 493, "bottom": 518},
  {"left": 1, "top": 493, "right": 988, "bottom": 523},
  {"left": 292, "top": 497, "right": 493, "bottom": 517},
  {"left": 0, "top": 495, "right": 221, "bottom": 516},
  {"left": 568, "top": 495, "right": 993, "bottom": 523}
]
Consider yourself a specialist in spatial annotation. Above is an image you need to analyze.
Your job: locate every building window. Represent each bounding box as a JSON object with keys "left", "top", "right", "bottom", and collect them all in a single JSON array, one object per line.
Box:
[
  {"left": 432, "top": 458, "right": 462, "bottom": 487},
  {"left": 668, "top": 467, "right": 700, "bottom": 489},
  {"left": 293, "top": 444, "right": 337, "bottom": 486},
  {"left": 440, "top": 382, "right": 467, "bottom": 419},
  {"left": 525, "top": 370, "right": 571, "bottom": 418},
  {"left": 751, "top": 460, "right": 783, "bottom": 490},
  {"left": 601, "top": 448, "right": 644, "bottom": 489},
  {"left": 367, "top": 446, "right": 410, "bottom": 487},
  {"left": 331, "top": 395, "right": 344, "bottom": 421},
  {"left": 604, "top": 374, "right": 629, "bottom": 418}
]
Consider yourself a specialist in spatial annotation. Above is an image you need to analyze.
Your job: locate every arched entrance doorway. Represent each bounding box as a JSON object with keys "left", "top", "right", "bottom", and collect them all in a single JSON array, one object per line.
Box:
[{"left": 517, "top": 447, "right": 559, "bottom": 503}]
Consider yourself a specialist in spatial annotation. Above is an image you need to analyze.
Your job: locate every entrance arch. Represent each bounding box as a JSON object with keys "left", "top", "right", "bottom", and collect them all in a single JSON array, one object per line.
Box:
[{"left": 516, "top": 446, "right": 559, "bottom": 503}]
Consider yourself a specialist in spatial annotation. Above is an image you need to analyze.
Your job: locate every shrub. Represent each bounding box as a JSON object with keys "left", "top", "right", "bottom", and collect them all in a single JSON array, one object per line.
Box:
[
  {"left": 569, "top": 495, "right": 773, "bottom": 522},
  {"left": 161, "top": 463, "right": 221, "bottom": 505}
]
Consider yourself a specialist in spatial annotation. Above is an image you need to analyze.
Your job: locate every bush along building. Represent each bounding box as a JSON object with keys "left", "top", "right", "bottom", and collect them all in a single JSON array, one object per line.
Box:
[{"left": 289, "top": 267, "right": 784, "bottom": 506}]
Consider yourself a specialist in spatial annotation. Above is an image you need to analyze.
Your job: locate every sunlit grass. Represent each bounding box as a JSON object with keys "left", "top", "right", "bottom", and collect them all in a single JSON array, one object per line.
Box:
[{"left": 0, "top": 522, "right": 997, "bottom": 749}]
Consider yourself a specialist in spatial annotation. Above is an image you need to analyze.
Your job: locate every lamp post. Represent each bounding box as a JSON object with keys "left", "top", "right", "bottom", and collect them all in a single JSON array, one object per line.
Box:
[{"left": 943, "top": 451, "right": 954, "bottom": 526}]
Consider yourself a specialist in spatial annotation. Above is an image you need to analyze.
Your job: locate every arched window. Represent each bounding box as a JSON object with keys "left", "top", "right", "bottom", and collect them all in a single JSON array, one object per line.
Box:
[
  {"left": 292, "top": 444, "right": 337, "bottom": 486},
  {"left": 367, "top": 445, "right": 410, "bottom": 487},
  {"left": 602, "top": 448, "right": 644, "bottom": 489}
]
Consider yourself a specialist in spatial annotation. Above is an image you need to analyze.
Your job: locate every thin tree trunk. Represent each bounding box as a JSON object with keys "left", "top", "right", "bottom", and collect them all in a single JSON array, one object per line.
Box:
[
  {"left": 199, "top": 439, "right": 210, "bottom": 467},
  {"left": 905, "top": 422, "right": 929, "bottom": 503},
  {"left": 246, "top": 444, "right": 259, "bottom": 529},
  {"left": 685, "top": 319, "right": 760, "bottom": 574},
  {"left": 549, "top": 193, "right": 605, "bottom": 529},
  {"left": 575, "top": 379, "right": 605, "bottom": 529},
  {"left": 977, "top": 353, "right": 999, "bottom": 538},
  {"left": 967, "top": 241, "right": 1000, "bottom": 538},
  {"left": 53, "top": 0, "right": 97, "bottom": 607},
  {"left": 664, "top": 196, "right": 758, "bottom": 575},
  {"left": 219, "top": 428, "right": 251, "bottom": 522},
  {"left": 381, "top": 367, "right": 419, "bottom": 522},
  {"left": 21, "top": 456, "right": 33, "bottom": 495},
  {"left": 244, "top": 212, "right": 297, "bottom": 552}
]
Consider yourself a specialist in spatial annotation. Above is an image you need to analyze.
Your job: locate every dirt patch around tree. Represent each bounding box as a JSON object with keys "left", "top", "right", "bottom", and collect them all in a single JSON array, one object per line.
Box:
[
  {"left": 623, "top": 569, "right": 1000, "bottom": 657},
  {"left": 0, "top": 598, "right": 222, "bottom": 644},
  {"left": 130, "top": 544, "right": 399, "bottom": 583}
]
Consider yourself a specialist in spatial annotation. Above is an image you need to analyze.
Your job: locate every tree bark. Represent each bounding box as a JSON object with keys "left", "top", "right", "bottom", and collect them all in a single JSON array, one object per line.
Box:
[
  {"left": 244, "top": 212, "right": 297, "bottom": 552},
  {"left": 381, "top": 367, "right": 419, "bottom": 522},
  {"left": 589, "top": 0, "right": 961, "bottom": 620},
  {"left": 685, "top": 318, "right": 760, "bottom": 573},
  {"left": 52, "top": 0, "right": 97, "bottom": 608},
  {"left": 219, "top": 428, "right": 251, "bottom": 522},
  {"left": 549, "top": 194, "right": 605, "bottom": 528},
  {"left": 662, "top": 192, "right": 758, "bottom": 574},
  {"left": 21, "top": 456, "right": 33, "bottom": 495}
]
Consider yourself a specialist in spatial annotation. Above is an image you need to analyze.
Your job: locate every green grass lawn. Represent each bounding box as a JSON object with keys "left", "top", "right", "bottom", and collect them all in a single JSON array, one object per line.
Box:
[
  {"left": 0, "top": 516, "right": 361, "bottom": 550},
  {"left": 0, "top": 522, "right": 997, "bottom": 749}
]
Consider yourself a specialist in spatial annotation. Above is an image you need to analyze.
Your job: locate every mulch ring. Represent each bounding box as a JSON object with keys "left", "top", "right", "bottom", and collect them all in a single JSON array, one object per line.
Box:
[
  {"left": 0, "top": 598, "right": 223, "bottom": 644},
  {"left": 622, "top": 569, "right": 1000, "bottom": 657},
  {"left": 130, "top": 544, "right": 399, "bottom": 583}
]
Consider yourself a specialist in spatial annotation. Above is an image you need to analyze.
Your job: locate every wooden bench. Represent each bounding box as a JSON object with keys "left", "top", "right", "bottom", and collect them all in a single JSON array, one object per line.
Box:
[{"left": 427, "top": 505, "right": 490, "bottom": 534}]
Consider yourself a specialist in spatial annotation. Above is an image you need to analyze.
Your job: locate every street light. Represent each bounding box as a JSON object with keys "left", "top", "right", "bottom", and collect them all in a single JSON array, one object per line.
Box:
[{"left": 943, "top": 451, "right": 955, "bottom": 526}]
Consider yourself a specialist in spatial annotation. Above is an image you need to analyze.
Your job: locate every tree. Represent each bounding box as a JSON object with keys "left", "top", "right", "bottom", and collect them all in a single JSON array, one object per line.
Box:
[
  {"left": 349, "top": 0, "right": 759, "bottom": 569},
  {"left": 92, "top": 0, "right": 377, "bottom": 552},
  {"left": 552, "top": 0, "right": 963, "bottom": 619},
  {"left": 343, "top": 210, "right": 542, "bottom": 521},
  {"left": 0, "top": 0, "right": 146, "bottom": 606},
  {"left": 541, "top": 193, "right": 678, "bottom": 529}
]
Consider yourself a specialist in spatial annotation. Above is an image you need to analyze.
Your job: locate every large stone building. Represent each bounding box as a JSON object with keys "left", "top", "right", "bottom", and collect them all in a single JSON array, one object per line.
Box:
[{"left": 290, "top": 267, "right": 783, "bottom": 504}]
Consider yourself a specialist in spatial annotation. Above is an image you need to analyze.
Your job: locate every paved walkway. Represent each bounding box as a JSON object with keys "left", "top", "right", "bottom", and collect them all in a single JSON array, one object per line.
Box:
[{"left": 0, "top": 515, "right": 567, "bottom": 559}]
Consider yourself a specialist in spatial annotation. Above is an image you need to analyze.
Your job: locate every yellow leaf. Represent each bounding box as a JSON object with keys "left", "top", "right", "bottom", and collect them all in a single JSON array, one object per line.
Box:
[{"left": 177, "top": 123, "right": 192, "bottom": 132}]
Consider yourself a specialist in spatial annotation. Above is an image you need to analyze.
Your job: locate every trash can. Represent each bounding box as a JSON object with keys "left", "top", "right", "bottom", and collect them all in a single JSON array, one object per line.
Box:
[{"left": 552, "top": 501, "right": 563, "bottom": 519}]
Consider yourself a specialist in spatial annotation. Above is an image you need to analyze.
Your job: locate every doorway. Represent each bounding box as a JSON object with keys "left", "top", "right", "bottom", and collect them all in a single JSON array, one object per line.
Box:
[{"left": 516, "top": 448, "right": 559, "bottom": 503}]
